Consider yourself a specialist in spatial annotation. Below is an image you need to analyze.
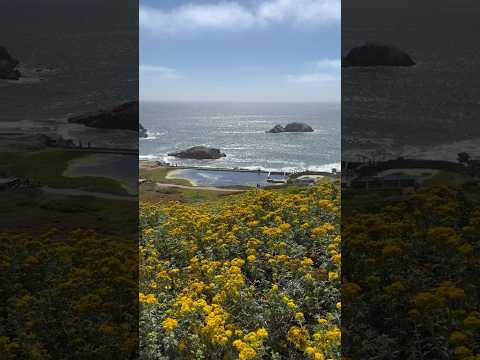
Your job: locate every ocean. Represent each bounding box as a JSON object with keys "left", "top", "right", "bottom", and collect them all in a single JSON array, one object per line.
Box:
[
  {"left": 140, "top": 101, "right": 340, "bottom": 172},
  {"left": 0, "top": 0, "right": 137, "bottom": 127},
  {"left": 343, "top": 0, "right": 480, "bottom": 161}
]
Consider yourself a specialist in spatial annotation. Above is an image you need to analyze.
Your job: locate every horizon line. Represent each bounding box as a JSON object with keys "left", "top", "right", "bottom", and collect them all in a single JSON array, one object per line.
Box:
[{"left": 139, "top": 99, "right": 340, "bottom": 104}]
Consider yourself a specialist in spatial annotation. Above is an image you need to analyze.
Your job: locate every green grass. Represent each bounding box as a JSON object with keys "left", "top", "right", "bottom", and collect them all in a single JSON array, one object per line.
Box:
[
  {"left": 9, "top": 150, "right": 128, "bottom": 195},
  {"left": 424, "top": 170, "right": 473, "bottom": 187},
  {"left": 140, "top": 166, "right": 192, "bottom": 186},
  {"left": 139, "top": 182, "right": 239, "bottom": 203},
  {"left": 0, "top": 189, "right": 137, "bottom": 235}
]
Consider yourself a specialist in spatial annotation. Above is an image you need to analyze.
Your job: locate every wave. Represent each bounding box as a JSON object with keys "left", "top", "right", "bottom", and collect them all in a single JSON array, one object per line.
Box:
[
  {"left": 239, "top": 163, "right": 340, "bottom": 173},
  {"left": 139, "top": 154, "right": 158, "bottom": 160},
  {"left": 140, "top": 131, "right": 166, "bottom": 141},
  {"left": 140, "top": 152, "right": 340, "bottom": 173},
  {"left": 0, "top": 65, "right": 60, "bottom": 86},
  {"left": 222, "top": 130, "right": 265, "bottom": 134},
  {"left": 161, "top": 162, "right": 341, "bottom": 174}
]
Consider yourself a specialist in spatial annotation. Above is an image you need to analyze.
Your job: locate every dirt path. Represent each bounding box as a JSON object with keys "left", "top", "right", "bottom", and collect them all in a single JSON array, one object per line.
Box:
[
  {"left": 42, "top": 186, "right": 137, "bottom": 201},
  {"left": 155, "top": 182, "right": 245, "bottom": 193}
]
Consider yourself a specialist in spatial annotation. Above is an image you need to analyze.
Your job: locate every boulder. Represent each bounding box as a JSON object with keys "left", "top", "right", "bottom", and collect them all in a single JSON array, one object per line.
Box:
[
  {"left": 0, "top": 46, "right": 21, "bottom": 80},
  {"left": 268, "top": 125, "right": 285, "bottom": 133},
  {"left": 267, "top": 122, "right": 314, "bottom": 133},
  {"left": 342, "top": 43, "right": 415, "bottom": 67},
  {"left": 68, "top": 100, "right": 139, "bottom": 131},
  {"left": 139, "top": 123, "right": 148, "bottom": 138},
  {"left": 284, "top": 122, "right": 314, "bottom": 132},
  {"left": 168, "top": 146, "right": 226, "bottom": 160}
]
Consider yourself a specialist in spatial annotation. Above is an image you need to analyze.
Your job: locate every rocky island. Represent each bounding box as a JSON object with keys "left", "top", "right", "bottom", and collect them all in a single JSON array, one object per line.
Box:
[
  {"left": 168, "top": 146, "right": 226, "bottom": 160},
  {"left": 342, "top": 43, "right": 415, "bottom": 67},
  {"left": 68, "top": 101, "right": 139, "bottom": 131},
  {"left": 267, "top": 122, "right": 314, "bottom": 133},
  {"left": 0, "top": 46, "right": 21, "bottom": 80},
  {"left": 139, "top": 123, "right": 148, "bottom": 138}
]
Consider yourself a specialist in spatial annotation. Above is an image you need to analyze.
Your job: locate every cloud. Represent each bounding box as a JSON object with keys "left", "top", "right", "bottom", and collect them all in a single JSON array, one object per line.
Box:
[
  {"left": 140, "top": 65, "right": 182, "bottom": 79},
  {"left": 257, "top": 0, "right": 340, "bottom": 25},
  {"left": 140, "top": 0, "right": 340, "bottom": 35}
]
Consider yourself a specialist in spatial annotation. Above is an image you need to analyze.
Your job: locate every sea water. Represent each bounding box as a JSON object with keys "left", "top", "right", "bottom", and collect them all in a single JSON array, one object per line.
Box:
[{"left": 140, "top": 101, "right": 340, "bottom": 172}]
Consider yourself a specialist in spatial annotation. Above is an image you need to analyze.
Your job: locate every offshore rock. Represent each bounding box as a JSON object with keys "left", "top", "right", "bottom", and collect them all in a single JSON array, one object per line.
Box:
[
  {"left": 168, "top": 146, "right": 226, "bottom": 160},
  {"left": 0, "top": 46, "right": 21, "bottom": 80},
  {"left": 342, "top": 43, "right": 415, "bottom": 67},
  {"left": 268, "top": 122, "right": 314, "bottom": 133}
]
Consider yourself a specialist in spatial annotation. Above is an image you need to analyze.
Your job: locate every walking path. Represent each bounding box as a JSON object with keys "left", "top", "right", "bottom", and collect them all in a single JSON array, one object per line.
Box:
[
  {"left": 42, "top": 186, "right": 137, "bottom": 201},
  {"left": 155, "top": 182, "right": 245, "bottom": 193},
  {"left": 60, "top": 146, "right": 137, "bottom": 155}
]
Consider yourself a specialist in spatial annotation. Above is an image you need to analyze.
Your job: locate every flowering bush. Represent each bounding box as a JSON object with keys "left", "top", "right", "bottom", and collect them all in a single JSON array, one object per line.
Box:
[
  {"left": 343, "top": 185, "right": 480, "bottom": 359},
  {"left": 0, "top": 229, "right": 138, "bottom": 359},
  {"left": 140, "top": 183, "right": 341, "bottom": 359}
]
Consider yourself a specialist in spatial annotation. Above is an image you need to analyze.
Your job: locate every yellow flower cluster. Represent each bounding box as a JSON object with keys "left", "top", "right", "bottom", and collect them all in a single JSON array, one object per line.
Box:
[
  {"left": 343, "top": 185, "right": 480, "bottom": 359},
  {"left": 162, "top": 317, "right": 178, "bottom": 332},
  {"left": 140, "top": 183, "right": 341, "bottom": 359},
  {"left": 0, "top": 229, "right": 138, "bottom": 359}
]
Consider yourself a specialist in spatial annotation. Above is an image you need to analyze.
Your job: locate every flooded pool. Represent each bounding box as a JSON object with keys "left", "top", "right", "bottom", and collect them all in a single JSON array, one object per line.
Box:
[
  {"left": 166, "top": 168, "right": 287, "bottom": 187},
  {"left": 63, "top": 154, "right": 137, "bottom": 194}
]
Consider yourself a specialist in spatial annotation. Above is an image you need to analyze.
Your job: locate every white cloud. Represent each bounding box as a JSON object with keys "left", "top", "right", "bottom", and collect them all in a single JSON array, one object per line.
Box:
[
  {"left": 258, "top": 0, "right": 340, "bottom": 26},
  {"left": 140, "top": 65, "right": 182, "bottom": 79},
  {"left": 140, "top": 0, "right": 340, "bottom": 35}
]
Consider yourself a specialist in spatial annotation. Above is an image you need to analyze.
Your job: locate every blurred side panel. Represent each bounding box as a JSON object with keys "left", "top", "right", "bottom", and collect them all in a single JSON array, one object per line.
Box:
[
  {"left": 342, "top": 0, "right": 480, "bottom": 358},
  {"left": 0, "top": 0, "right": 139, "bottom": 358}
]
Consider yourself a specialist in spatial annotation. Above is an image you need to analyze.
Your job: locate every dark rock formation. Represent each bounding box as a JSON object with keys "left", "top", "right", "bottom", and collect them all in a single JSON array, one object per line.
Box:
[
  {"left": 268, "top": 125, "right": 286, "bottom": 133},
  {"left": 168, "top": 146, "right": 226, "bottom": 160},
  {"left": 139, "top": 123, "right": 148, "bottom": 138},
  {"left": 267, "top": 122, "right": 314, "bottom": 133},
  {"left": 0, "top": 46, "right": 21, "bottom": 80},
  {"left": 284, "top": 122, "right": 314, "bottom": 132},
  {"left": 342, "top": 43, "right": 415, "bottom": 67},
  {"left": 68, "top": 101, "right": 139, "bottom": 131}
]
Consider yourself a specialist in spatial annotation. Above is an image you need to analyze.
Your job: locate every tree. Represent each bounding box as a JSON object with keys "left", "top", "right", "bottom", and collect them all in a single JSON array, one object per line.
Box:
[{"left": 457, "top": 152, "right": 470, "bottom": 164}]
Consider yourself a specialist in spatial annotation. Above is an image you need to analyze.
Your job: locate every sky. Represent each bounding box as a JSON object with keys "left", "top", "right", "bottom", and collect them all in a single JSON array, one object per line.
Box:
[{"left": 140, "top": 0, "right": 340, "bottom": 103}]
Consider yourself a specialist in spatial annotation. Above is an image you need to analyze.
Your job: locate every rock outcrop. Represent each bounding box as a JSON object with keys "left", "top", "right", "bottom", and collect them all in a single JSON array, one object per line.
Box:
[
  {"left": 0, "top": 46, "right": 21, "bottom": 80},
  {"left": 268, "top": 125, "right": 286, "bottom": 134},
  {"left": 168, "top": 146, "right": 226, "bottom": 160},
  {"left": 342, "top": 43, "right": 415, "bottom": 67},
  {"left": 267, "top": 122, "right": 314, "bottom": 133},
  {"left": 68, "top": 101, "right": 139, "bottom": 131},
  {"left": 139, "top": 123, "right": 148, "bottom": 138}
]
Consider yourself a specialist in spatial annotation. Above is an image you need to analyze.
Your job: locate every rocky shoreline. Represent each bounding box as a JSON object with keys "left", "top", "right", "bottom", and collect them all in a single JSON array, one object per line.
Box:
[
  {"left": 68, "top": 101, "right": 139, "bottom": 131},
  {"left": 139, "top": 159, "right": 337, "bottom": 177}
]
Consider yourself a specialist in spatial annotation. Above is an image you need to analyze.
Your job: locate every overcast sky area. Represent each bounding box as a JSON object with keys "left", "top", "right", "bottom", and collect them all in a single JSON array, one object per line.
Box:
[{"left": 140, "top": 0, "right": 340, "bottom": 103}]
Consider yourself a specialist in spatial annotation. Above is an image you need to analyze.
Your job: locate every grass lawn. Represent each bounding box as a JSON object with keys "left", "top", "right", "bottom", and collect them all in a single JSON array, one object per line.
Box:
[
  {"left": 139, "top": 166, "right": 193, "bottom": 186},
  {"left": 424, "top": 170, "right": 473, "bottom": 187},
  {"left": 139, "top": 182, "right": 239, "bottom": 203},
  {"left": 0, "top": 189, "right": 138, "bottom": 235}
]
